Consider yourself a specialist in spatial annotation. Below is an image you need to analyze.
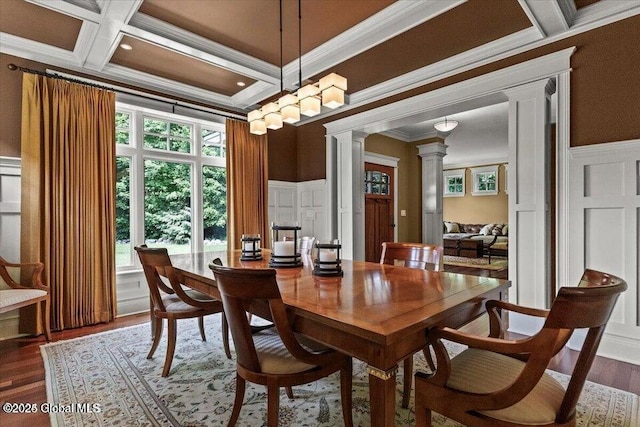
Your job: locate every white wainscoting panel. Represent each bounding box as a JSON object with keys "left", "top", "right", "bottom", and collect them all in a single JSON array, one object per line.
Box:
[
  {"left": 268, "top": 180, "right": 329, "bottom": 244},
  {"left": 115, "top": 271, "right": 151, "bottom": 317},
  {"left": 268, "top": 181, "right": 297, "bottom": 227},
  {"left": 0, "top": 157, "right": 22, "bottom": 339},
  {"left": 567, "top": 139, "right": 640, "bottom": 364},
  {"left": 297, "top": 180, "right": 329, "bottom": 243}
]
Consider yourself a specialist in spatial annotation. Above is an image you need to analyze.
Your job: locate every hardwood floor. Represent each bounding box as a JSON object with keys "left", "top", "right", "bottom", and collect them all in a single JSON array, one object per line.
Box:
[{"left": 1, "top": 265, "right": 637, "bottom": 426}]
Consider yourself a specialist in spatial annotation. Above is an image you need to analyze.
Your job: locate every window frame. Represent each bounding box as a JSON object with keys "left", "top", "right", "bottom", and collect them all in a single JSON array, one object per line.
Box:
[
  {"left": 443, "top": 169, "right": 465, "bottom": 197},
  {"left": 471, "top": 165, "right": 499, "bottom": 196},
  {"left": 115, "top": 102, "right": 226, "bottom": 272}
]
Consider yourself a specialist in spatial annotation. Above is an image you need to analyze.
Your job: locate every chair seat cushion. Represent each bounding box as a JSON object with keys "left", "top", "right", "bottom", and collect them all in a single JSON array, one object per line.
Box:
[
  {"left": 0, "top": 289, "right": 47, "bottom": 309},
  {"left": 446, "top": 348, "right": 566, "bottom": 425},
  {"left": 253, "top": 329, "right": 321, "bottom": 375}
]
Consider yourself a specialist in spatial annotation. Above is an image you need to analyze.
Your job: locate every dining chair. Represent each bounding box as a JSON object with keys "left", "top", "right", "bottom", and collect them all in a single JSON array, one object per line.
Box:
[
  {"left": 299, "top": 236, "right": 316, "bottom": 255},
  {"left": 379, "top": 242, "right": 443, "bottom": 407},
  {"left": 134, "top": 246, "right": 230, "bottom": 377},
  {"left": 209, "top": 264, "right": 353, "bottom": 427},
  {"left": 0, "top": 256, "right": 51, "bottom": 341},
  {"left": 414, "top": 269, "right": 627, "bottom": 427}
]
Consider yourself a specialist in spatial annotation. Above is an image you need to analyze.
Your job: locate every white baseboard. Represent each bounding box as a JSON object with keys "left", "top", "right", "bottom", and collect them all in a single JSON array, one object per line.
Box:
[
  {"left": 0, "top": 313, "right": 23, "bottom": 341},
  {"left": 569, "top": 329, "right": 640, "bottom": 365}
]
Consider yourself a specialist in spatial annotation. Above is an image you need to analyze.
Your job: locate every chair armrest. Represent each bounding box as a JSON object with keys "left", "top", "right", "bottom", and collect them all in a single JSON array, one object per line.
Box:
[
  {"left": 0, "top": 260, "right": 47, "bottom": 291},
  {"left": 163, "top": 266, "right": 220, "bottom": 309},
  {"left": 486, "top": 299, "right": 549, "bottom": 338}
]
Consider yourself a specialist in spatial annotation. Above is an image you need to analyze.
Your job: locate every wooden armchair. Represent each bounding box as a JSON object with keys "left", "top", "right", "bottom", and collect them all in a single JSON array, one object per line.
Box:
[
  {"left": 379, "top": 242, "right": 443, "bottom": 407},
  {"left": 0, "top": 256, "right": 51, "bottom": 341},
  {"left": 134, "top": 246, "right": 230, "bottom": 377},
  {"left": 209, "top": 264, "right": 353, "bottom": 427},
  {"left": 415, "top": 269, "right": 627, "bottom": 427}
]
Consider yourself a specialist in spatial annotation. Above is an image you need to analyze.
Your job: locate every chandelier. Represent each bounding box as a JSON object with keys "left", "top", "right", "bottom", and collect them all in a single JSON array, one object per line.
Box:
[{"left": 248, "top": 0, "right": 347, "bottom": 135}]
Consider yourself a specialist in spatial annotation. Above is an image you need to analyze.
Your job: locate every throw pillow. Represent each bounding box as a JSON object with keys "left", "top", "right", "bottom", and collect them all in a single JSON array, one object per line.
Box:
[
  {"left": 492, "top": 224, "right": 504, "bottom": 236},
  {"left": 445, "top": 221, "right": 460, "bottom": 233},
  {"left": 502, "top": 225, "right": 508, "bottom": 236},
  {"left": 479, "top": 224, "right": 494, "bottom": 235}
]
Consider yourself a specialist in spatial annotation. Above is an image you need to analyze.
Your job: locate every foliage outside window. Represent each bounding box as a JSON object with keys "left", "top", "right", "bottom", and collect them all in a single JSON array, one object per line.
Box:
[
  {"left": 115, "top": 104, "right": 227, "bottom": 269},
  {"left": 364, "top": 170, "right": 389, "bottom": 195},
  {"left": 443, "top": 169, "right": 465, "bottom": 197},
  {"left": 471, "top": 165, "right": 499, "bottom": 196}
]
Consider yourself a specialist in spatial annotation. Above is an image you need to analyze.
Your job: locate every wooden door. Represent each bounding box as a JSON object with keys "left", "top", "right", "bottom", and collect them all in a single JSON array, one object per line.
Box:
[{"left": 364, "top": 162, "right": 394, "bottom": 262}]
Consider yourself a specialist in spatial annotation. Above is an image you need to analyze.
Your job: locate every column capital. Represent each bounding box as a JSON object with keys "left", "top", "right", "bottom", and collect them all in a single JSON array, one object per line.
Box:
[{"left": 417, "top": 142, "right": 448, "bottom": 158}]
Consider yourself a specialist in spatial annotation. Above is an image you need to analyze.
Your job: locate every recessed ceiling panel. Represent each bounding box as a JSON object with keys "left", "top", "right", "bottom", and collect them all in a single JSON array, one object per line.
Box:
[
  {"left": 575, "top": 0, "right": 601, "bottom": 9},
  {"left": 0, "top": 0, "right": 81, "bottom": 51},
  {"left": 318, "top": 0, "right": 532, "bottom": 93},
  {"left": 138, "top": 0, "right": 395, "bottom": 66},
  {"left": 110, "top": 36, "right": 257, "bottom": 96}
]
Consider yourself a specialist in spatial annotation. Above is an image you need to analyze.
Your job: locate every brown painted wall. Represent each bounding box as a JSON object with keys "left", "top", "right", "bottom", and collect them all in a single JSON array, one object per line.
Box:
[
  {"left": 2, "top": 17, "right": 638, "bottom": 176},
  {"left": 267, "top": 125, "right": 297, "bottom": 182},
  {"left": 294, "top": 15, "right": 640, "bottom": 180},
  {"left": 364, "top": 134, "right": 422, "bottom": 242},
  {"left": 443, "top": 164, "right": 509, "bottom": 225}
]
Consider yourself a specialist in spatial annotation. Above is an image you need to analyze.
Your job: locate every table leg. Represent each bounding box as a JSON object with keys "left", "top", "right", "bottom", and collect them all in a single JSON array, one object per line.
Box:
[{"left": 366, "top": 365, "right": 398, "bottom": 427}]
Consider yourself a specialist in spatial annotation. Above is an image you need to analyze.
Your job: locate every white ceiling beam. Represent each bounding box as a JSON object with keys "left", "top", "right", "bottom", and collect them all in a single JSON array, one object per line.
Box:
[
  {"left": 519, "top": 0, "right": 574, "bottom": 37},
  {"left": 125, "top": 13, "right": 280, "bottom": 85}
]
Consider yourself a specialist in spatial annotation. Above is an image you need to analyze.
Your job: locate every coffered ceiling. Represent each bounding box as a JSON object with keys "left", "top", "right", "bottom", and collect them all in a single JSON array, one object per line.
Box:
[{"left": 1, "top": 0, "right": 638, "bottom": 126}]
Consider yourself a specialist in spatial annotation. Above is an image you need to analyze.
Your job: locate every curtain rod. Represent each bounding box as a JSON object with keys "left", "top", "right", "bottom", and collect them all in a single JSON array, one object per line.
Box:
[{"left": 7, "top": 63, "right": 246, "bottom": 121}]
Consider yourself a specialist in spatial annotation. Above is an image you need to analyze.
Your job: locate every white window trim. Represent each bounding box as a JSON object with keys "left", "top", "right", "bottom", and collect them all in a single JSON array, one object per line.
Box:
[
  {"left": 443, "top": 168, "right": 465, "bottom": 197},
  {"left": 471, "top": 165, "right": 499, "bottom": 196},
  {"left": 115, "top": 102, "right": 226, "bottom": 272}
]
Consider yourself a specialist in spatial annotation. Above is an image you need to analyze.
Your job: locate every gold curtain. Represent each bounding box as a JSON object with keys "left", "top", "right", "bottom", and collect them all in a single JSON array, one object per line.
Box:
[
  {"left": 226, "top": 119, "right": 269, "bottom": 251},
  {"left": 20, "top": 74, "right": 117, "bottom": 332}
]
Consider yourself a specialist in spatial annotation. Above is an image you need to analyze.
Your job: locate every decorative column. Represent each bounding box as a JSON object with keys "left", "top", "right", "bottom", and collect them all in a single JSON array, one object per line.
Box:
[
  {"left": 332, "top": 130, "right": 366, "bottom": 260},
  {"left": 505, "top": 78, "right": 555, "bottom": 319},
  {"left": 417, "top": 142, "right": 447, "bottom": 246}
]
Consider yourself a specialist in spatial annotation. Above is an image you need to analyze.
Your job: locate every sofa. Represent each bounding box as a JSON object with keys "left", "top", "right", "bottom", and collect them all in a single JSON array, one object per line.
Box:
[{"left": 443, "top": 221, "right": 508, "bottom": 259}]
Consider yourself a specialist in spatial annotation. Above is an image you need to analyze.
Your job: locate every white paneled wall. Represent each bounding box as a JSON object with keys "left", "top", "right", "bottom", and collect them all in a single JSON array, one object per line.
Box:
[
  {"left": 0, "top": 157, "right": 22, "bottom": 339},
  {"left": 268, "top": 180, "right": 329, "bottom": 243},
  {"left": 567, "top": 139, "right": 640, "bottom": 364}
]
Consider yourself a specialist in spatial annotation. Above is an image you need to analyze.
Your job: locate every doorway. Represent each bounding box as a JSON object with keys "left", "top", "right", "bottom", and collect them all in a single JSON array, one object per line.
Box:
[{"left": 364, "top": 162, "right": 394, "bottom": 262}]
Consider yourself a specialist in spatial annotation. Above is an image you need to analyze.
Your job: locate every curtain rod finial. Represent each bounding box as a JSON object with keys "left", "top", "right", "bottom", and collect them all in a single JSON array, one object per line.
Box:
[{"left": 7, "top": 63, "right": 18, "bottom": 71}]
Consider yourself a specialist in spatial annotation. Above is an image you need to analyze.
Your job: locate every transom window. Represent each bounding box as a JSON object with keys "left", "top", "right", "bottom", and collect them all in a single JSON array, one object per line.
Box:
[
  {"left": 115, "top": 104, "right": 227, "bottom": 270},
  {"left": 443, "top": 169, "right": 465, "bottom": 197},
  {"left": 471, "top": 165, "right": 499, "bottom": 196}
]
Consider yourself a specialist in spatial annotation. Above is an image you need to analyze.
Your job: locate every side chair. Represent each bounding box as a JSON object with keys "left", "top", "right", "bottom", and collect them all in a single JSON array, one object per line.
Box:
[
  {"left": 0, "top": 256, "right": 51, "bottom": 341},
  {"left": 209, "top": 264, "right": 353, "bottom": 427},
  {"left": 379, "top": 242, "right": 443, "bottom": 408},
  {"left": 414, "top": 269, "right": 627, "bottom": 427},
  {"left": 134, "top": 246, "right": 230, "bottom": 377}
]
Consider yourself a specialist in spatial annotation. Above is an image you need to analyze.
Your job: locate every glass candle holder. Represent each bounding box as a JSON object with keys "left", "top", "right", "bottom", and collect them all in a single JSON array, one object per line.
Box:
[
  {"left": 313, "top": 240, "right": 343, "bottom": 277},
  {"left": 240, "top": 234, "right": 262, "bottom": 260},
  {"left": 269, "top": 223, "right": 302, "bottom": 267}
]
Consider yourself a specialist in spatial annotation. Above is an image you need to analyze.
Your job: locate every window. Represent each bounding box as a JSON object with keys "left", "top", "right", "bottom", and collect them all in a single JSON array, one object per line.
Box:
[
  {"left": 364, "top": 170, "right": 390, "bottom": 195},
  {"left": 443, "top": 169, "right": 465, "bottom": 197},
  {"left": 471, "top": 165, "right": 499, "bottom": 196},
  {"left": 115, "top": 103, "right": 227, "bottom": 270}
]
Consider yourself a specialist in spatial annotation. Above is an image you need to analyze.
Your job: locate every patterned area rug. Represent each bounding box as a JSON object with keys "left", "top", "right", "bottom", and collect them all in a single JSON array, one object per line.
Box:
[
  {"left": 443, "top": 255, "right": 508, "bottom": 271},
  {"left": 41, "top": 317, "right": 638, "bottom": 426}
]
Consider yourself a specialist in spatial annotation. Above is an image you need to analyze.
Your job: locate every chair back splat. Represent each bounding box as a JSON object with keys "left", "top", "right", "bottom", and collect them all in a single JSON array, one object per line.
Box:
[
  {"left": 380, "top": 242, "right": 443, "bottom": 271},
  {"left": 414, "top": 268, "right": 627, "bottom": 427}
]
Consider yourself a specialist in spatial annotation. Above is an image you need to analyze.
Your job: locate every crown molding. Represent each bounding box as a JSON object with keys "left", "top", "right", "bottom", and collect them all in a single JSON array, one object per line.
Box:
[
  {"left": 444, "top": 157, "right": 509, "bottom": 170},
  {"left": 100, "top": 64, "right": 235, "bottom": 107},
  {"left": 324, "top": 47, "right": 575, "bottom": 135},
  {"left": 0, "top": 32, "right": 81, "bottom": 66},
  {"left": 126, "top": 13, "right": 279, "bottom": 85}
]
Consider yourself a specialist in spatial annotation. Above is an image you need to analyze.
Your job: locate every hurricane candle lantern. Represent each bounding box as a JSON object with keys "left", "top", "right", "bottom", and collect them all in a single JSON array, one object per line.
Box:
[
  {"left": 270, "top": 224, "right": 302, "bottom": 267},
  {"left": 240, "top": 234, "right": 262, "bottom": 260},
  {"left": 313, "top": 240, "right": 343, "bottom": 277}
]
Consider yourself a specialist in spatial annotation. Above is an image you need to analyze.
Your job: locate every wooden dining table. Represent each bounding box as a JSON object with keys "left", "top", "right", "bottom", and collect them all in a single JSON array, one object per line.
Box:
[{"left": 170, "top": 250, "right": 510, "bottom": 427}]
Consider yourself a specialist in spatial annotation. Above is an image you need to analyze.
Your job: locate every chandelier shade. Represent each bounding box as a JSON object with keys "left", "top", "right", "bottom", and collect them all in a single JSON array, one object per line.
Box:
[
  {"left": 247, "top": 0, "right": 347, "bottom": 134},
  {"left": 434, "top": 118, "right": 459, "bottom": 132}
]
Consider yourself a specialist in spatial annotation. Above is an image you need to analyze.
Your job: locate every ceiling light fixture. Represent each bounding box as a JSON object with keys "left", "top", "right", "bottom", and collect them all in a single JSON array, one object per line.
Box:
[
  {"left": 119, "top": 43, "right": 132, "bottom": 51},
  {"left": 248, "top": 0, "right": 347, "bottom": 135},
  {"left": 434, "top": 117, "right": 459, "bottom": 132},
  {"left": 237, "top": 81, "right": 246, "bottom": 87}
]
